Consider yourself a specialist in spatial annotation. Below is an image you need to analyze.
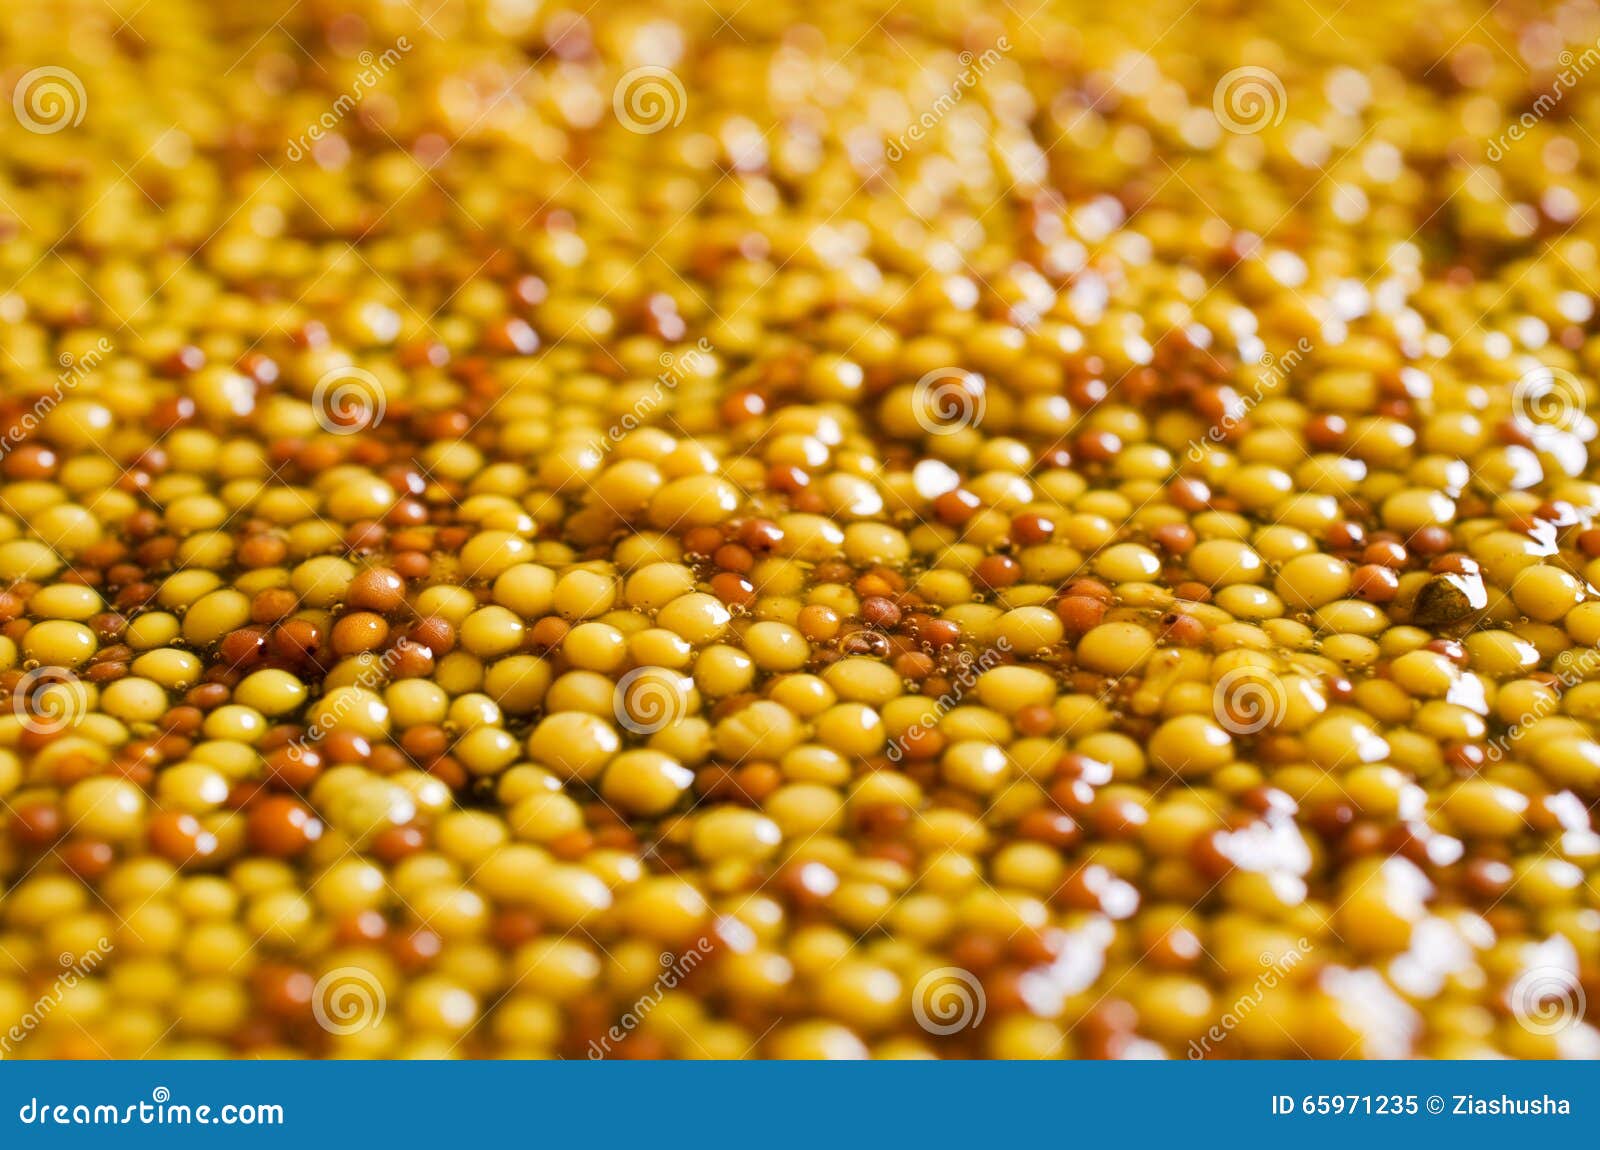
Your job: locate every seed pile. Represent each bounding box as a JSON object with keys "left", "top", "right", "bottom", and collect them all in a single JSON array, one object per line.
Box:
[{"left": 0, "top": 0, "right": 1597, "bottom": 1059}]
